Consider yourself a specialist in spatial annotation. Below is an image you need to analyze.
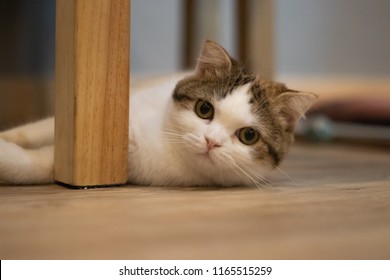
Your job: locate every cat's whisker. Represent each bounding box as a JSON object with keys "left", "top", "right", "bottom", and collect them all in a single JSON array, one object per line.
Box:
[
  {"left": 160, "top": 135, "right": 182, "bottom": 140},
  {"left": 161, "top": 130, "right": 185, "bottom": 142},
  {"left": 161, "top": 133, "right": 183, "bottom": 140},
  {"left": 227, "top": 153, "right": 274, "bottom": 190},
  {"left": 161, "top": 128, "right": 183, "bottom": 136},
  {"left": 239, "top": 164, "right": 272, "bottom": 188},
  {"left": 221, "top": 152, "right": 259, "bottom": 185},
  {"left": 228, "top": 158, "right": 264, "bottom": 191},
  {"left": 160, "top": 131, "right": 181, "bottom": 137},
  {"left": 229, "top": 163, "right": 257, "bottom": 188},
  {"left": 274, "top": 166, "right": 300, "bottom": 187},
  {"left": 244, "top": 166, "right": 274, "bottom": 190},
  {"left": 164, "top": 123, "right": 187, "bottom": 131}
]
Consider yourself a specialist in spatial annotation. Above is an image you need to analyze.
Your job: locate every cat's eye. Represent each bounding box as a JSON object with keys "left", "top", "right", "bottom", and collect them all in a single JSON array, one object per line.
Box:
[
  {"left": 237, "top": 127, "right": 260, "bottom": 145},
  {"left": 195, "top": 100, "right": 214, "bottom": 120}
]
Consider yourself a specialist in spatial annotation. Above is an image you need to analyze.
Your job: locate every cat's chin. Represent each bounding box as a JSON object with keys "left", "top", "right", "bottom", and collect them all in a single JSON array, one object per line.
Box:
[
  {"left": 196, "top": 152, "right": 210, "bottom": 160},
  {"left": 191, "top": 155, "right": 253, "bottom": 186},
  {"left": 191, "top": 150, "right": 232, "bottom": 171},
  {"left": 197, "top": 152, "right": 219, "bottom": 166}
]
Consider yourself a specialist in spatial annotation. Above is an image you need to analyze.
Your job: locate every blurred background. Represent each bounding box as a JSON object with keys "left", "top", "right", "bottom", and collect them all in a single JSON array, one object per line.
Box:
[{"left": 1, "top": 0, "right": 389, "bottom": 138}]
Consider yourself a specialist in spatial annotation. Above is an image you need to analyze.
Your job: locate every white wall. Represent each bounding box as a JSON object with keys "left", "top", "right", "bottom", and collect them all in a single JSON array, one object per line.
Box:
[
  {"left": 130, "top": 0, "right": 237, "bottom": 76},
  {"left": 130, "top": 0, "right": 183, "bottom": 76},
  {"left": 276, "top": 0, "right": 390, "bottom": 78},
  {"left": 131, "top": 0, "right": 390, "bottom": 79},
  {"left": 193, "top": 0, "right": 237, "bottom": 59}
]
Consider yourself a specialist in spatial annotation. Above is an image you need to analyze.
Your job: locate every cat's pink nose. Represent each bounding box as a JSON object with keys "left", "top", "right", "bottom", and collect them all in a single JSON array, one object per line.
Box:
[{"left": 205, "top": 137, "right": 221, "bottom": 150}]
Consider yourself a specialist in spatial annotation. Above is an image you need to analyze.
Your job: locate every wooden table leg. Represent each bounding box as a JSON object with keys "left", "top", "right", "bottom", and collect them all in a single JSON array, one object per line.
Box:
[{"left": 54, "top": 0, "right": 130, "bottom": 186}]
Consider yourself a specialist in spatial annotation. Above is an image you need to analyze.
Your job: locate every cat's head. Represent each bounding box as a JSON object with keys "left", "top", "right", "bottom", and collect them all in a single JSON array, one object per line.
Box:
[{"left": 166, "top": 40, "right": 317, "bottom": 186}]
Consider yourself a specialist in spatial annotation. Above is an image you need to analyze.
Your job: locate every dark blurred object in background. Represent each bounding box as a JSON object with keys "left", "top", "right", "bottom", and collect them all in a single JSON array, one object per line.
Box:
[
  {"left": 296, "top": 96, "right": 390, "bottom": 147},
  {"left": 311, "top": 97, "right": 390, "bottom": 126},
  {"left": 0, "top": 0, "right": 55, "bottom": 129},
  {"left": 0, "top": 1, "right": 55, "bottom": 76}
]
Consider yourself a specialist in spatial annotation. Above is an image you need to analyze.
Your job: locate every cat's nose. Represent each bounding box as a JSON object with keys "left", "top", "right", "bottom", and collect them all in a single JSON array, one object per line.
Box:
[{"left": 205, "top": 137, "right": 221, "bottom": 150}]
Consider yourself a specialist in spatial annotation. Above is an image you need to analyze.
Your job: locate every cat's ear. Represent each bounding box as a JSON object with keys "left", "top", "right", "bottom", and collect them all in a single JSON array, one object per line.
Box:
[
  {"left": 195, "top": 40, "right": 233, "bottom": 77},
  {"left": 275, "top": 91, "right": 318, "bottom": 132}
]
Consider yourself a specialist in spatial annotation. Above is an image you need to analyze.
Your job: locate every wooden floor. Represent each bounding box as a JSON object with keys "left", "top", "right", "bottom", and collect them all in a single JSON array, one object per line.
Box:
[{"left": 1, "top": 141, "right": 389, "bottom": 259}]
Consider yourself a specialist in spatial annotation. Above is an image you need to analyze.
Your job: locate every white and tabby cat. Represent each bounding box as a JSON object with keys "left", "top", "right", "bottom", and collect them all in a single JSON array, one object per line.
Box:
[{"left": 0, "top": 41, "right": 316, "bottom": 186}]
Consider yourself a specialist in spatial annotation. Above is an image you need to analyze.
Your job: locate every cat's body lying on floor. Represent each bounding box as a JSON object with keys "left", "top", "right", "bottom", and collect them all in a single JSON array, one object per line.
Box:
[{"left": 0, "top": 41, "right": 316, "bottom": 186}]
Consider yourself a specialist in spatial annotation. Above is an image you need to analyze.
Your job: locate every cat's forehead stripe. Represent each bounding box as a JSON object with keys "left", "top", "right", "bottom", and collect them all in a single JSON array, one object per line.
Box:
[{"left": 215, "top": 83, "right": 256, "bottom": 126}]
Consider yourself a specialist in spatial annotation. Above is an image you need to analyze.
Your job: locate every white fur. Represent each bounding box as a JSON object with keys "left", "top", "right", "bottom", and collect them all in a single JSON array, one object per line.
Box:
[
  {"left": 0, "top": 77, "right": 270, "bottom": 186},
  {"left": 0, "top": 139, "right": 53, "bottom": 184}
]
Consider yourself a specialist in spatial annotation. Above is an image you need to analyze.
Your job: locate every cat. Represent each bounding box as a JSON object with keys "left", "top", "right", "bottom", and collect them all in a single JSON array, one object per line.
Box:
[{"left": 0, "top": 40, "right": 317, "bottom": 186}]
